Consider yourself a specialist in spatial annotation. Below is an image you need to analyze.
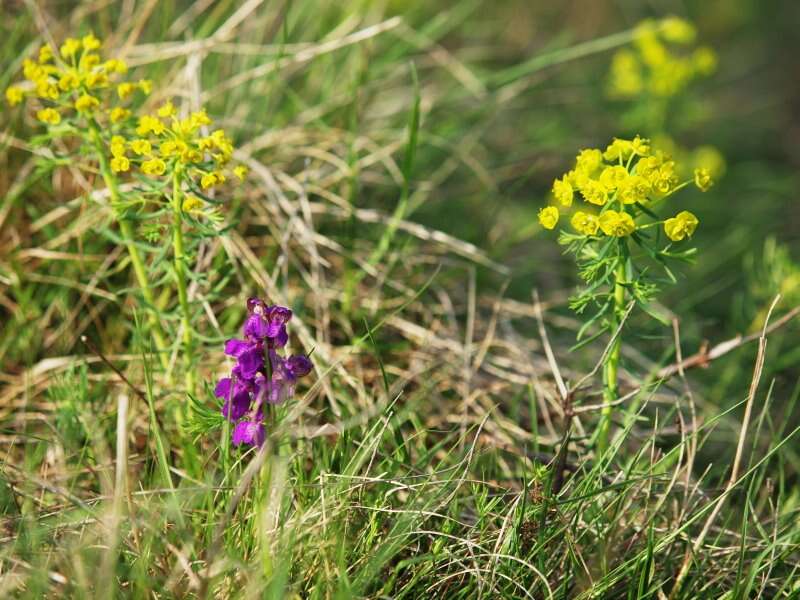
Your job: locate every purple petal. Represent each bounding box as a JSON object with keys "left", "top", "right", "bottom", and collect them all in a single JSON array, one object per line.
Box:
[
  {"left": 214, "top": 377, "right": 231, "bottom": 398},
  {"left": 271, "top": 326, "right": 288, "bottom": 348},
  {"left": 232, "top": 420, "right": 265, "bottom": 446},
  {"left": 247, "top": 297, "right": 266, "bottom": 314},
  {"left": 237, "top": 346, "right": 263, "bottom": 380},
  {"left": 268, "top": 306, "right": 292, "bottom": 325},
  {"left": 243, "top": 314, "right": 270, "bottom": 340},
  {"left": 221, "top": 384, "right": 251, "bottom": 421},
  {"left": 286, "top": 355, "right": 313, "bottom": 378},
  {"left": 224, "top": 338, "right": 251, "bottom": 357}
]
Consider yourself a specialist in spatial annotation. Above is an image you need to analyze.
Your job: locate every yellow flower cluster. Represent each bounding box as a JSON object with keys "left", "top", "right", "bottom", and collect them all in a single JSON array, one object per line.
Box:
[
  {"left": 608, "top": 17, "right": 717, "bottom": 99},
  {"left": 107, "top": 99, "right": 247, "bottom": 187},
  {"left": 540, "top": 136, "right": 709, "bottom": 242},
  {"left": 6, "top": 34, "right": 248, "bottom": 191},
  {"left": 5, "top": 33, "right": 143, "bottom": 127}
]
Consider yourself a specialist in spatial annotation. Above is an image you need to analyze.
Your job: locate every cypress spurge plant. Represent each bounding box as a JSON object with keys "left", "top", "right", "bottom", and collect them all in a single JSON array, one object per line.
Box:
[
  {"left": 6, "top": 34, "right": 247, "bottom": 399},
  {"left": 539, "top": 136, "right": 714, "bottom": 453}
]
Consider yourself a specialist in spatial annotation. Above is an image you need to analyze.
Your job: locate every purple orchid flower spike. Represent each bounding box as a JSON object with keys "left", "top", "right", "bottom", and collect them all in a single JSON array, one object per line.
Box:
[{"left": 214, "top": 298, "right": 313, "bottom": 447}]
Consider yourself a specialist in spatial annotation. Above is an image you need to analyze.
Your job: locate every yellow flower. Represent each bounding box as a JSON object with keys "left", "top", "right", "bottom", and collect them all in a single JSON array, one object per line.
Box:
[
  {"left": 659, "top": 16, "right": 696, "bottom": 45},
  {"left": 580, "top": 180, "right": 609, "bottom": 206},
  {"left": 75, "top": 94, "right": 100, "bottom": 112},
  {"left": 692, "top": 46, "right": 717, "bottom": 76},
  {"left": 141, "top": 158, "right": 167, "bottom": 175},
  {"left": 130, "top": 139, "right": 152, "bottom": 155},
  {"left": 138, "top": 79, "right": 153, "bottom": 95},
  {"left": 84, "top": 71, "right": 108, "bottom": 88},
  {"left": 38, "top": 45, "right": 54, "bottom": 64},
  {"left": 136, "top": 115, "right": 166, "bottom": 136},
  {"left": 599, "top": 210, "right": 635, "bottom": 237},
  {"left": 23, "top": 59, "right": 45, "bottom": 82},
  {"left": 157, "top": 101, "right": 176, "bottom": 118},
  {"left": 36, "top": 108, "right": 61, "bottom": 125},
  {"left": 159, "top": 139, "right": 187, "bottom": 159},
  {"left": 60, "top": 38, "right": 82, "bottom": 59},
  {"left": 233, "top": 165, "right": 248, "bottom": 181},
  {"left": 59, "top": 71, "right": 81, "bottom": 91},
  {"left": 182, "top": 195, "right": 204, "bottom": 213},
  {"left": 653, "top": 162, "right": 678, "bottom": 194},
  {"left": 82, "top": 33, "right": 102, "bottom": 51},
  {"left": 664, "top": 211, "right": 699, "bottom": 241},
  {"left": 599, "top": 166, "right": 629, "bottom": 192},
  {"left": 103, "top": 59, "right": 128, "bottom": 75},
  {"left": 575, "top": 148, "right": 603, "bottom": 174},
  {"left": 570, "top": 211, "right": 599, "bottom": 235},
  {"left": 694, "top": 168, "right": 713, "bottom": 192},
  {"left": 110, "top": 156, "right": 130, "bottom": 173},
  {"left": 630, "top": 135, "right": 650, "bottom": 157},
  {"left": 5, "top": 86, "right": 24, "bottom": 106},
  {"left": 190, "top": 110, "right": 212, "bottom": 128},
  {"left": 552, "top": 177, "right": 573, "bottom": 207},
  {"left": 200, "top": 172, "right": 219, "bottom": 189},
  {"left": 603, "top": 138, "right": 634, "bottom": 162},
  {"left": 111, "top": 139, "right": 126, "bottom": 158},
  {"left": 110, "top": 107, "right": 131, "bottom": 123},
  {"left": 608, "top": 50, "right": 642, "bottom": 98},
  {"left": 617, "top": 175, "right": 651, "bottom": 205},
  {"left": 36, "top": 81, "right": 59, "bottom": 100},
  {"left": 538, "top": 206, "right": 559, "bottom": 230},
  {"left": 117, "top": 82, "right": 136, "bottom": 99},
  {"left": 79, "top": 53, "right": 101, "bottom": 72}
]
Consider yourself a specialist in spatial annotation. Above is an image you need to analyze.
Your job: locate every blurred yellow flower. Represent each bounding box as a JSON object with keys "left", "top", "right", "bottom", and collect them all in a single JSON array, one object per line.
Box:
[
  {"left": 5, "top": 86, "right": 24, "bottom": 106},
  {"left": 141, "top": 158, "right": 167, "bottom": 175},
  {"left": 694, "top": 168, "right": 713, "bottom": 191},
  {"left": 60, "top": 38, "right": 82, "bottom": 59},
  {"left": 552, "top": 177, "right": 573, "bottom": 207},
  {"left": 36, "top": 108, "right": 61, "bottom": 125},
  {"left": 664, "top": 211, "right": 698, "bottom": 241},
  {"left": 110, "top": 107, "right": 131, "bottom": 123},
  {"left": 111, "top": 156, "right": 130, "bottom": 173},
  {"left": 75, "top": 94, "right": 100, "bottom": 112},
  {"left": 538, "top": 206, "right": 559, "bottom": 230},
  {"left": 599, "top": 210, "right": 635, "bottom": 237},
  {"left": 571, "top": 211, "right": 599, "bottom": 235}
]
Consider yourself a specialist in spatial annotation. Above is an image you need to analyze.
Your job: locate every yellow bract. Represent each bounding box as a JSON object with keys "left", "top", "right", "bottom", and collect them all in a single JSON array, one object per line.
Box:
[
  {"left": 5, "top": 86, "right": 24, "bottom": 106},
  {"left": 110, "top": 107, "right": 131, "bottom": 123},
  {"left": 552, "top": 177, "right": 573, "bottom": 207},
  {"left": 75, "top": 94, "right": 100, "bottom": 112},
  {"left": 538, "top": 206, "right": 559, "bottom": 230},
  {"left": 60, "top": 38, "right": 82, "bottom": 59},
  {"left": 36, "top": 108, "right": 61, "bottom": 125},
  {"left": 111, "top": 156, "right": 130, "bottom": 173},
  {"left": 130, "top": 139, "right": 152, "bottom": 155},
  {"left": 694, "top": 168, "right": 713, "bottom": 192},
  {"left": 136, "top": 115, "right": 166, "bottom": 136},
  {"left": 182, "top": 195, "right": 204, "bottom": 213},
  {"left": 571, "top": 211, "right": 599, "bottom": 236},
  {"left": 142, "top": 158, "right": 167, "bottom": 175},
  {"left": 233, "top": 165, "right": 248, "bottom": 181},
  {"left": 599, "top": 210, "right": 635, "bottom": 237},
  {"left": 664, "top": 211, "right": 699, "bottom": 241}
]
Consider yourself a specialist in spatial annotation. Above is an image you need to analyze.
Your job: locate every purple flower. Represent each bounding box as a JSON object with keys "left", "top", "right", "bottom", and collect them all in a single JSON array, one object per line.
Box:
[
  {"left": 215, "top": 378, "right": 251, "bottom": 420},
  {"left": 214, "top": 298, "right": 313, "bottom": 447},
  {"left": 232, "top": 420, "right": 265, "bottom": 446}
]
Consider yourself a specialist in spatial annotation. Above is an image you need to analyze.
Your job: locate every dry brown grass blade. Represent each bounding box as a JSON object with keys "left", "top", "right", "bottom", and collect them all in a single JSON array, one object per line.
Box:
[{"left": 668, "top": 295, "right": 781, "bottom": 599}]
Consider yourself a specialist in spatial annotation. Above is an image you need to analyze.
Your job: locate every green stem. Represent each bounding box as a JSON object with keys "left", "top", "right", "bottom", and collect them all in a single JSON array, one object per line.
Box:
[
  {"left": 598, "top": 259, "right": 626, "bottom": 454},
  {"left": 171, "top": 170, "right": 195, "bottom": 398},
  {"left": 87, "top": 123, "right": 170, "bottom": 372}
]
